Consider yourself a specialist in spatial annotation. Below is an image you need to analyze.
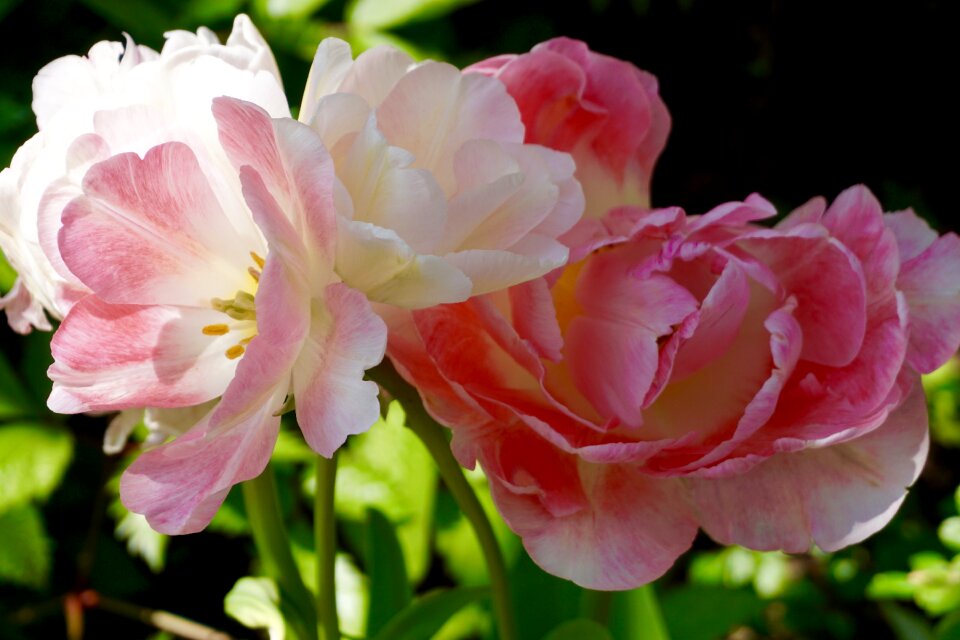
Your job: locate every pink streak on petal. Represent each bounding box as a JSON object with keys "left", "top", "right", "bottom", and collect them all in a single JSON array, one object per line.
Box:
[
  {"left": 60, "top": 142, "right": 247, "bottom": 306},
  {"left": 120, "top": 392, "right": 282, "bottom": 534},
  {"left": 48, "top": 297, "right": 237, "bottom": 413}
]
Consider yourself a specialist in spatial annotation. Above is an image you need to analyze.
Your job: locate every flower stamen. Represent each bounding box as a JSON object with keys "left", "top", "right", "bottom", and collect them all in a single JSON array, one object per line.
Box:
[
  {"left": 201, "top": 323, "right": 230, "bottom": 336},
  {"left": 250, "top": 251, "right": 265, "bottom": 269},
  {"left": 225, "top": 345, "right": 246, "bottom": 360}
]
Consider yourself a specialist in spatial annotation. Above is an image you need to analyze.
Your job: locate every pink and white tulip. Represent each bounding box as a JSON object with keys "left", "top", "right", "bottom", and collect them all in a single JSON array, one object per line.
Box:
[
  {"left": 467, "top": 37, "right": 671, "bottom": 218},
  {"left": 47, "top": 97, "right": 386, "bottom": 534},
  {"left": 387, "top": 185, "right": 960, "bottom": 589},
  {"left": 0, "top": 15, "right": 287, "bottom": 334},
  {"left": 298, "top": 39, "right": 584, "bottom": 308}
]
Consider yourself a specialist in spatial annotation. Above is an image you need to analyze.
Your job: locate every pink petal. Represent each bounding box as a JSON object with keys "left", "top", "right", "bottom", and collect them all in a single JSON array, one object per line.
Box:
[
  {"left": 48, "top": 297, "right": 239, "bottom": 413},
  {"left": 484, "top": 431, "right": 698, "bottom": 589},
  {"left": 293, "top": 283, "right": 386, "bottom": 457},
  {"left": 60, "top": 143, "right": 250, "bottom": 306},
  {"left": 897, "top": 231, "right": 960, "bottom": 373},
  {"left": 736, "top": 230, "right": 866, "bottom": 367},
  {"left": 215, "top": 98, "right": 337, "bottom": 268},
  {"left": 120, "top": 390, "right": 282, "bottom": 534},
  {"left": 885, "top": 208, "right": 938, "bottom": 262},
  {"left": 690, "top": 381, "right": 929, "bottom": 552}
]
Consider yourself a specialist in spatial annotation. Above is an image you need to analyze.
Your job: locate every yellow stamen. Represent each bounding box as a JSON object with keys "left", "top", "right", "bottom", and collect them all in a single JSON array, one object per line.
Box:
[
  {"left": 247, "top": 266, "right": 261, "bottom": 282},
  {"left": 240, "top": 336, "right": 255, "bottom": 345},
  {"left": 250, "top": 251, "right": 266, "bottom": 269},
  {"left": 225, "top": 345, "right": 246, "bottom": 360},
  {"left": 202, "top": 324, "right": 230, "bottom": 336}
]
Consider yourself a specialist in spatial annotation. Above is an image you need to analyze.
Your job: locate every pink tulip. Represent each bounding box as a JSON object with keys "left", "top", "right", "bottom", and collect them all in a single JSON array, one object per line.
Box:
[
  {"left": 386, "top": 186, "right": 960, "bottom": 589},
  {"left": 47, "top": 98, "right": 386, "bottom": 534},
  {"left": 467, "top": 38, "right": 670, "bottom": 218}
]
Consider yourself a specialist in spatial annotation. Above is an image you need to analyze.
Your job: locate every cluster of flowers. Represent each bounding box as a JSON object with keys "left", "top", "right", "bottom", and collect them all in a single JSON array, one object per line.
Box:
[{"left": 2, "top": 15, "right": 959, "bottom": 590}]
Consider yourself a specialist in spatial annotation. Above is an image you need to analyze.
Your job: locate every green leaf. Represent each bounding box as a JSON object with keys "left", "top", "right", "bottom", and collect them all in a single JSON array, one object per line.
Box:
[
  {"left": 261, "top": 0, "right": 331, "bottom": 18},
  {"left": 936, "top": 610, "right": 960, "bottom": 640},
  {"left": 544, "top": 619, "right": 613, "bottom": 640},
  {"left": 0, "top": 348, "right": 35, "bottom": 420},
  {"left": 0, "top": 505, "right": 52, "bottom": 588},
  {"left": 0, "top": 423, "right": 73, "bottom": 513},
  {"left": 114, "top": 511, "right": 168, "bottom": 573},
  {"left": 347, "top": 0, "right": 478, "bottom": 30},
  {"left": 661, "top": 586, "right": 764, "bottom": 640},
  {"left": 366, "top": 508, "right": 413, "bottom": 635},
  {"left": 179, "top": 0, "right": 246, "bottom": 23},
  {"left": 333, "top": 401, "right": 436, "bottom": 582},
  {"left": 0, "top": 248, "right": 17, "bottom": 293},
  {"left": 867, "top": 572, "right": 916, "bottom": 600},
  {"left": 940, "top": 517, "right": 960, "bottom": 553},
  {"left": 435, "top": 466, "right": 519, "bottom": 586},
  {"left": 224, "top": 576, "right": 287, "bottom": 640},
  {"left": 371, "top": 586, "right": 489, "bottom": 640},
  {"left": 510, "top": 549, "right": 582, "bottom": 640},
  {"left": 880, "top": 602, "right": 934, "bottom": 640}
]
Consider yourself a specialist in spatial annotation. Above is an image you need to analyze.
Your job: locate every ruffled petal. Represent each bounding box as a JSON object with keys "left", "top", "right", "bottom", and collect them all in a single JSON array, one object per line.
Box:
[{"left": 690, "top": 382, "right": 928, "bottom": 552}]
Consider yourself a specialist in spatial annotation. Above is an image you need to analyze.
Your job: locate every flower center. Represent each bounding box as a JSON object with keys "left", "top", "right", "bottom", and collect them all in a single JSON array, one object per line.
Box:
[{"left": 201, "top": 251, "right": 264, "bottom": 359}]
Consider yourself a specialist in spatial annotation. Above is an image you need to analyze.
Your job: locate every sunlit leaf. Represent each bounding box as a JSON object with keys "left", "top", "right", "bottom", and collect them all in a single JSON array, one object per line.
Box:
[
  {"left": 0, "top": 422, "right": 73, "bottom": 513},
  {"left": 867, "top": 572, "right": 916, "bottom": 600},
  {"left": 332, "top": 401, "right": 435, "bottom": 583},
  {"left": 435, "top": 466, "right": 519, "bottom": 586},
  {"left": 225, "top": 576, "right": 287, "bottom": 640},
  {"left": 262, "top": 0, "right": 331, "bottom": 19},
  {"left": 366, "top": 507, "right": 412, "bottom": 635},
  {"left": 371, "top": 586, "right": 488, "bottom": 640},
  {"left": 347, "top": 0, "right": 478, "bottom": 30},
  {"left": 939, "top": 517, "right": 960, "bottom": 553},
  {"left": 114, "top": 511, "right": 168, "bottom": 573},
  {"left": 0, "top": 505, "right": 51, "bottom": 589}
]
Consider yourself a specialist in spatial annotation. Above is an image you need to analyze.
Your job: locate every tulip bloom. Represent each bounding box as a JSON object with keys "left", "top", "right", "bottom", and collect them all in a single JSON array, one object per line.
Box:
[
  {"left": 387, "top": 186, "right": 960, "bottom": 589},
  {"left": 0, "top": 15, "right": 287, "bottom": 334},
  {"left": 298, "top": 39, "right": 584, "bottom": 308},
  {"left": 467, "top": 37, "right": 670, "bottom": 218}
]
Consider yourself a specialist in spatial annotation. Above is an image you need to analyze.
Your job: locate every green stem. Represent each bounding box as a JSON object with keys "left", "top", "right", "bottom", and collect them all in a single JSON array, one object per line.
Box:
[
  {"left": 315, "top": 452, "right": 340, "bottom": 640},
  {"left": 634, "top": 584, "right": 669, "bottom": 640},
  {"left": 371, "top": 362, "right": 518, "bottom": 640},
  {"left": 242, "top": 464, "right": 317, "bottom": 640}
]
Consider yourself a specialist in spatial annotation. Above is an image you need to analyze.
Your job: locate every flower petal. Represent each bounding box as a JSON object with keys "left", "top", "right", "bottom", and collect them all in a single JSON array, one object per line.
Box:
[
  {"left": 48, "top": 297, "right": 239, "bottom": 413},
  {"left": 120, "top": 390, "right": 282, "bottom": 534},
  {"left": 293, "top": 283, "right": 386, "bottom": 457},
  {"left": 690, "top": 382, "right": 928, "bottom": 553},
  {"left": 60, "top": 142, "right": 250, "bottom": 306}
]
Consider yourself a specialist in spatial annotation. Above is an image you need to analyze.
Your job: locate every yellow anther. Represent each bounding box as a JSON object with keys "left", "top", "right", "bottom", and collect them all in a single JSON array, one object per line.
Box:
[
  {"left": 240, "top": 336, "right": 255, "bottom": 345},
  {"left": 202, "top": 323, "right": 230, "bottom": 336},
  {"left": 250, "top": 251, "right": 266, "bottom": 269},
  {"left": 247, "top": 266, "right": 261, "bottom": 282},
  {"left": 225, "top": 345, "right": 246, "bottom": 360}
]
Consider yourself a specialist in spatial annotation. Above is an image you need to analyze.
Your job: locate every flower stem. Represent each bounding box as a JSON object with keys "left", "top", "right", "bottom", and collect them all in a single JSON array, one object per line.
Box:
[
  {"left": 370, "top": 361, "right": 518, "bottom": 640},
  {"left": 242, "top": 463, "right": 317, "bottom": 640},
  {"left": 315, "top": 452, "right": 340, "bottom": 640}
]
